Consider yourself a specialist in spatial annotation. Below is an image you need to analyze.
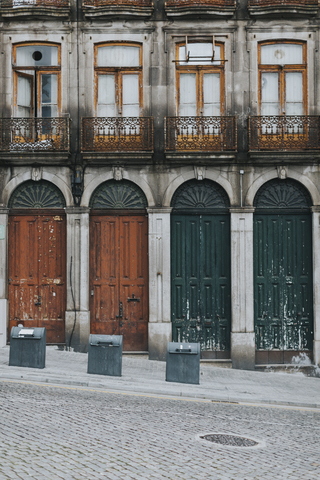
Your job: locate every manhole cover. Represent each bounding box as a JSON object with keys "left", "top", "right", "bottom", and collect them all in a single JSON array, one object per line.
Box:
[{"left": 200, "top": 434, "right": 258, "bottom": 447}]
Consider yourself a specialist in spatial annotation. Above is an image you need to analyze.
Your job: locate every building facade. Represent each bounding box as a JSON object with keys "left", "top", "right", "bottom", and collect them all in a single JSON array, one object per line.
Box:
[{"left": 1, "top": 0, "right": 320, "bottom": 369}]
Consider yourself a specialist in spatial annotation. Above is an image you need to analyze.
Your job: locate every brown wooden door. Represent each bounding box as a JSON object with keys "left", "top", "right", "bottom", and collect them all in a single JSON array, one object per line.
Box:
[
  {"left": 90, "top": 214, "right": 148, "bottom": 351},
  {"left": 8, "top": 212, "right": 66, "bottom": 343}
]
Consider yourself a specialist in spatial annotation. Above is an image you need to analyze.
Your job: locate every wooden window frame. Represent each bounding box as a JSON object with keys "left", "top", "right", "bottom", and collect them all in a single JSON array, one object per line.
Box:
[
  {"left": 258, "top": 40, "right": 307, "bottom": 116},
  {"left": 94, "top": 42, "right": 143, "bottom": 117},
  {"left": 175, "top": 41, "right": 225, "bottom": 116},
  {"left": 13, "top": 42, "right": 61, "bottom": 117}
]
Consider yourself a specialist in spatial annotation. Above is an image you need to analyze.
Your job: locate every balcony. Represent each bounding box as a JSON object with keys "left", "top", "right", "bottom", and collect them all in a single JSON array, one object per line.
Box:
[
  {"left": 248, "top": 116, "right": 320, "bottom": 163},
  {"left": 165, "top": 116, "right": 237, "bottom": 163},
  {"left": 82, "top": 0, "right": 153, "bottom": 18},
  {"left": 0, "top": 0, "right": 70, "bottom": 18},
  {"left": 81, "top": 117, "right": 154, "bottom": 163},
  {"left": 165, "top": 0, "right": 235, "bottom": 17},
  {"left": 248, "top": 0, "right": 318, "bottom": 16},
  {"left": 0, "top": 117, "right": 70, "bottom": 164}
]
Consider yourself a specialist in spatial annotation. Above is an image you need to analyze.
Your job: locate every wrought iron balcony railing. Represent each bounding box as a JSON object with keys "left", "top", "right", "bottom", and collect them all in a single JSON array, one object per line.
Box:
[
  {"left": 1, "top": 0, "right": 69, "bottom": 6},
  {"left": 165, "top": 116, "right": 237, "bottom": 152},
  {"left": 0, "top": 117, "right": 70, "bottom": 153},
  {"left": 248, "top": 0, "right": 317, "bottom": 6},
  {"left": 248, "top": 115, "right": 320, "bottom": 151},
  {"left": 81, "top": 117, "right": 154, "bottom": 153},
  {"left": 83, "top": 0, "right": 151, "bottom": 6},
  {"left": 166, "top": 0, "right": 234, "bottom": 7}
]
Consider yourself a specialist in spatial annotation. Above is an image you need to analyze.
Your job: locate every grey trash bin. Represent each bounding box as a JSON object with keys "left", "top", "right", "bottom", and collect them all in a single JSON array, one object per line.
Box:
[
  {"left": 9, "top": 327, "right": 46, "bottom": 369},
  {"left": 166, "top": 342, "right": 200, "bottom": 384},
  {"left": 87, "top": 334, "right": 123, "bottom": 376}
]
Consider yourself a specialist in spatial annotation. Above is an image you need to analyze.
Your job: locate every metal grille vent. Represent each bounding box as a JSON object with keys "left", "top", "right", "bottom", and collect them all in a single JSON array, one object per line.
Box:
[{"left": 200, "top": 434, "right": 258, "bottom": 447}]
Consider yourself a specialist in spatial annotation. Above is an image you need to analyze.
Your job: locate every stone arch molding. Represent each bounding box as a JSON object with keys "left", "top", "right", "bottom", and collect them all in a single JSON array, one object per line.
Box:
[
  {"left": 2, "top": 171, "right": 72, "bottom": 207},
  {"left": 163, "top": 171, "right": 234, "bottom": 207},
  {"left": 171, "top": 179, "right": 230, "bottom": 210},
  {"left": 90, "top": 180, "right": 148, "bottom": 209},
  {"left": 254, "top": 178, "right": 312, "bottom": 210},
  {"left": 82, "top": 171, "right": 156, "bottom": 208},
  {"left": 245, "top": 170, "right": 319, "bottom": 207}
]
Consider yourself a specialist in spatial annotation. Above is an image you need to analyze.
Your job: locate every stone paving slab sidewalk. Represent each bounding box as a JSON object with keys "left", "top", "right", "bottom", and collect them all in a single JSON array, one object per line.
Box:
[{"left": 0, "top": 346, "right": 319, "bottom": 408}]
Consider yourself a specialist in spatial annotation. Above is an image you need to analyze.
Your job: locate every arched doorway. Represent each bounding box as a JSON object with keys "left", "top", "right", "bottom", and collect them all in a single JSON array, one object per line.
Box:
[
  {"left": 171, "top": 179, "right": 231, "bottom": 358},
  {"left": 8, "top": 180, "right": 66, "bottom": 343},
  {"left": 89, "top": 180, "right": 149, "bottom": 351},
  {"left": 253, "top": 178, "right": 313, "bottom": 364}
]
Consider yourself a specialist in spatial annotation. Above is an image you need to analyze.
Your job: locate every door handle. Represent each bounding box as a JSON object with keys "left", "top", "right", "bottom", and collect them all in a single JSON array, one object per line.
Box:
[
  {"left": 35, "top": 295, "right": 41, "bottom": 306},
  {"left": 127, "top": 293, "right": 140, "bottom": 303}
]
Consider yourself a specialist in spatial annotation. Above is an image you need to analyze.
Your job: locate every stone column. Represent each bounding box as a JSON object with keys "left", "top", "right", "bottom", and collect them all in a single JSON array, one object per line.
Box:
[
  {"left": 230, "top": 208, "right": 255, "bottom": 370},
  {"left": 147, "top": 208, "right": 172, "bottom": 361},
  {"left": 0, "top": 208, "right": 8, "bottom": 347},
  {"left": 65, "top": 207, "right": 90, "bottom": 352},
  {"left": 312, "top": 207, "right": 320, "bottom": 366}
]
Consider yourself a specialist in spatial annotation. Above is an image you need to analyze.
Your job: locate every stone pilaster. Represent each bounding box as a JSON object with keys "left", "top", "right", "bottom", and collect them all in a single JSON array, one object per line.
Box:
[
  {"left": 147, "top": 208, "right": 172, "bottom": 361},
  {"left": 0, "top": 208, "right": 8, "bottom": 347},
  {"left": 230, "top": 208, "right": 255, "bottom": 370},
  {"left": 65, "top": 207, "right": 90, "bottom": 352}
]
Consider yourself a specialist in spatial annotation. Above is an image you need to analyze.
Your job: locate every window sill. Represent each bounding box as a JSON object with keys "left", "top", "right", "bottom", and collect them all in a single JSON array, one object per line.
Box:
[
  {"left": 165, "top": 4, "right": 235, "bottom": 16},
  {"left": 82, "top": 4, "right": 153, "bottom": 17},
  {"left": 0, "top": 151, "right": 71, "bottom": 166},
  {"left": 0, "top": 5, "right": 71, "bottom": 18},
  {"left": 248, "top": 4, "right": 318, "bottom": 16}
]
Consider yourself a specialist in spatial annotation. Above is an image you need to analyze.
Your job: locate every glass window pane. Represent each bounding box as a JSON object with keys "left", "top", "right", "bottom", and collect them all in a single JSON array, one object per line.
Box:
[
  {"left": 261, "top": 44, "right": 303, "bottom": 65},
  {"left": 41, "top": 74, "right": 57, "bottom": 104},
  {"left": 98, "top": 75, "right": 115, "bottom": 105},
  {"left": 286, "top": 103, "right": 303, "bottom": 115},
  {"left": 261, "top": 72, "right": 279, "bottom": 115},
  {"left": 179, "top": 43, "right": 221, "bottom": 65},
  {"left": 16, "top": 46, "right": 59, "bottom": 66},
  {"left": 122, "top": 105, "right": 140, "bottom": 117},
  {"left": 179, "top": 104, "right": 197, "bottom": 116},
  {"left": 262, "top": 72, "right": 279, "bottom": 102},
  {"left": 203, "top": 73, "right": 220, "bottom": 115},
  {"left": 285, "top": 72, "right": 303, "bottom": 115},
  {"left": 122, "top": 74, "right": 139, "bottom": 105},
  {"left": 97, "top": 46, "right": 140, "bottom": 67},
  {"left": 17, "top": 75, "right": 32, "bottom": 108},
  {"left": 179, "top": 73, "right": 197, "bottom": 115},
  {"left": 17, "top": 106, "right": 31, "bottom": 118},
  {"left": 13, "top": 0, "right": 36, "bottom": 6},
  {"left": 261, "top": 103, "right": 279, "bottom": 115},
  {"left": 286, "top": 72, "right": 302, "bottom": 103},
  {"left": 42, "top": 105, "right": 57, "bottom": 117},
  {"left": 98, "top": 104, "right": 115, "bottom": 117}
]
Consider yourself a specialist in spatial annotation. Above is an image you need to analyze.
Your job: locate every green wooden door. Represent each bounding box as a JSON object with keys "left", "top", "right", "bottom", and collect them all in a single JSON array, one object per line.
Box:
[
  {"left": 254, "top": 214, "right": 313, "bottom": 352},
  {"left": 254, "top": 179, "right": 313, "bottom": 363},
  {"left": 171, "top": 213, "right": 231, "bottom": 352}
]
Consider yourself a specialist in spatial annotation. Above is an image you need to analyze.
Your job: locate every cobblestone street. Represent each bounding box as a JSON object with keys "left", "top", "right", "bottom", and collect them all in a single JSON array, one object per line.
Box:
[{"left": 0, "top": 380, "right": 319, "bottom": 480}]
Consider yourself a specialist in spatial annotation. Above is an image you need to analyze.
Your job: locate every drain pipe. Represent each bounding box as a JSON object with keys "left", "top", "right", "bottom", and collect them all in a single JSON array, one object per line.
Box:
[
  {"left": 68, "top": 255, "right": 77, "bottom": 350},
  {"left": 240, "top": 170, "right": 244, "bottom": 207}
]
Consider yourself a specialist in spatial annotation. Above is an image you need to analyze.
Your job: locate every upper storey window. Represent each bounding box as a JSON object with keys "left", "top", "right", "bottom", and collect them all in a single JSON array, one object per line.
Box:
[
  {"left": 95, "top": 43, "right": 142, "bottom": 117},
  {"left": 176, "top": 42, "right": 224, "bottom": 116},
  {"left": 13, "top": 43, "right": 61, "bottom": 118},
  {"left": 259, "top": 42, "right": 307, "bottom": 116}
]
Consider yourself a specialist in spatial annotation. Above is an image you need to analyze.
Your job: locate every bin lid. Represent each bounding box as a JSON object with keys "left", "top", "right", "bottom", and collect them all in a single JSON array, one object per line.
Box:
[
  {"left": 167, "top": 342, "right": 200, "bottom": 354},
  {"left": 89, "top": 334, "right": 123, "bottom": 347},
  {"left": 10, "top": 326, "right": 46, "bottom": 339}
]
